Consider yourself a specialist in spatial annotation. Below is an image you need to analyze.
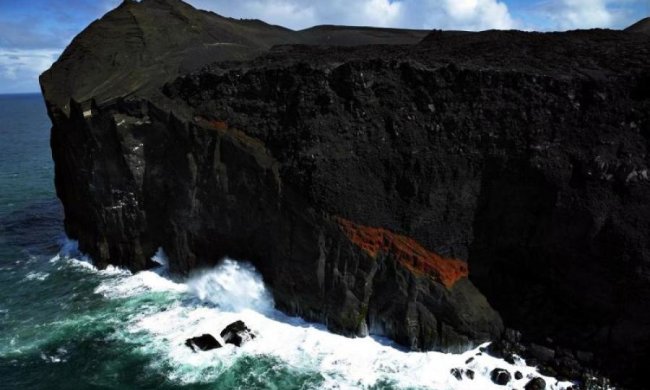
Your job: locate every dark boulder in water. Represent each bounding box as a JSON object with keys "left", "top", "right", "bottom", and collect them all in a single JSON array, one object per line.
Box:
[
  {"left": 185, "top": 334, "right": 222, "bottom": 352},
  {"left": 524, "top": 377, "right": 547, "bottom": 390},
  {"left": 491, "top": 368, "right": 511, "bottom": 386},
  {"left": 220, "top": 320, "right": 255, "bottom": 347},
  {"left": 451, "top": 367, "right": 476, "bottom": 381}
]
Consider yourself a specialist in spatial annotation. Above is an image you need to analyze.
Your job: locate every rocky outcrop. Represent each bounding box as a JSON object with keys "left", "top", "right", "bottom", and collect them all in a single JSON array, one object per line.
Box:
[
  {"left": 40, "top": 0, "right": 650, "bottom": 387},
  {"left": 220, "top": 320, "right": 255, "bottom": 347},
  {"left": 490, "top": 368, "right": 512, "bottom": 386},
  {"left": 185, "top": 334, "right": 222, "bottom": 351}
]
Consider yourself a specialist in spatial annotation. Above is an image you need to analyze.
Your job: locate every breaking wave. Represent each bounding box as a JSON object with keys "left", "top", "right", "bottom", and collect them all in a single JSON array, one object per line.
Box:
[{"left": 55, "top": 239, "right": 574, "bottom": 389}]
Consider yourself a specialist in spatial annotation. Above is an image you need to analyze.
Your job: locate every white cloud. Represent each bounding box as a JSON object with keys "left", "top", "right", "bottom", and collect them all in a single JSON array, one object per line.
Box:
[
  {"left": 549, "top": 0, "right": 613, "bottom": 29},
  {"left": 237, "top": 1, "right": 318, "bottom": 28},
  {"left": 536, "top": 0, "right": 640, "bottom": 30},
  {"left": 0, "top": 49, "right": 60, "bottom": 92},
  {"left": 0, "top": 49, "right": 59, "bottom": 79},
  {"left": 426, "top": 0, "right": 517, "bottom": 30},
  {"left": 360, "top": 0, "right": 403, "bottom": 27},
  {"left": 186, "top": 0, "right": 515, "bottom": 30}
]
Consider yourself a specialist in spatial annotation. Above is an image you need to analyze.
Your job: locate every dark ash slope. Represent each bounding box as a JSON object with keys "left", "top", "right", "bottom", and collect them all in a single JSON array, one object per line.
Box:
[{"left": 625, "top": 17, "right": 650, "bottom": 34}]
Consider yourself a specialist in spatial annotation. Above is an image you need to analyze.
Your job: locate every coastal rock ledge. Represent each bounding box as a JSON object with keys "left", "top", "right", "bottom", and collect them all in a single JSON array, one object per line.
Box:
[{"left": 40, "top": 0, "right": 650, "bottom": 387}]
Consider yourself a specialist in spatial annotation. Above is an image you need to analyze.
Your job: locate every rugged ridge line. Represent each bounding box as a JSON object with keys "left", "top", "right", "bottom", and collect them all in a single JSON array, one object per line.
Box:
[{"left": 41, "top": 1, "right": 650, "bottom": 387}]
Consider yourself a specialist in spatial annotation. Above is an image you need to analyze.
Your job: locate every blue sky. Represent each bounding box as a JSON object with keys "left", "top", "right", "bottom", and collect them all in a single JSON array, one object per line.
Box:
[{"left": 0, "top": 0, "right": 647, "bottom": 94}]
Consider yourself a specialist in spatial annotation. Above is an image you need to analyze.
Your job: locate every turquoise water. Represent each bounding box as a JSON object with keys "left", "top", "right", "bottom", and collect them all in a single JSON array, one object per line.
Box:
[{"left": 0, "top": 94, "right": 572, "bottom": 390}]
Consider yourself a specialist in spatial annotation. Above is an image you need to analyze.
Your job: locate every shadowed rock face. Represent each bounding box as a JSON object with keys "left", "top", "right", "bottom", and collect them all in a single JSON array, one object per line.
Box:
[
  {"left": 40, "top": 1, "right": 650, "bottom": 387},
  {"left": 185, "top": 334, "right": 222, "bottom": 351},
  {"left": 220, "top": 320, "right": 255, "bottom": 347}
]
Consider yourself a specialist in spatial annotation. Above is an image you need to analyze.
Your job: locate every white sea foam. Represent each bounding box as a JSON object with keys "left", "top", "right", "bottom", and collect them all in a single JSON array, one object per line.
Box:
[
  {"left": 85, "top": 257, "right": 575, "bottom": 390},
  {"left": 51, "top": 238, "right": 575, "bottom": 389},
  {"left": 39, "top": 347, "right": 68, "bottom": 364},
  {"left": 94, "top": 268, "right": 186, "bottom": 298},
  {"left": 51, "top": 238, "right": 130, "bottom": 277},
  {"left": 24, "top": 271, "right": 49, "bottom": 281}
]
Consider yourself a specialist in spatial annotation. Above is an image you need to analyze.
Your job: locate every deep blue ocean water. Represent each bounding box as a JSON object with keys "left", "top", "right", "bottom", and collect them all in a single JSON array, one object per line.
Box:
[{"left": 0, "top": 93, "right": 574, "bottom": 390}]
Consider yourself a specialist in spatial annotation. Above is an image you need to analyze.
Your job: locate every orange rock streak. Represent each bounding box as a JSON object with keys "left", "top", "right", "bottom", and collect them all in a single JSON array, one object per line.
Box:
[
  {"left": 208, "top": 119, "right": 229, "bottom": 131},
  {"left": 337, "top": 218, "right": 468, "bottom": 288}
]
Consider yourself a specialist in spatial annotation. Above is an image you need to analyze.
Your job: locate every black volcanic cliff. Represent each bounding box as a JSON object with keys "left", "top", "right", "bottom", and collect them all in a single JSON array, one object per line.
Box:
[{"left": 41, "top": 0, "right": 650, "bottom": 387}]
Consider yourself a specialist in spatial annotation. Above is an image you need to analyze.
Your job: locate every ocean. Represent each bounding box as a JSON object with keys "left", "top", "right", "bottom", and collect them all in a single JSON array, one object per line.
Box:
[{"left": 0, "top": 93, "right": 571, "bottom": 389}]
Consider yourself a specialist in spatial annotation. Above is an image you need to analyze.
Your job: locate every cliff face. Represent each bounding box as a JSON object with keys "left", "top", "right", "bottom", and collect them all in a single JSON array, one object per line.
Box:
[{"left": 41, "top": 0, "right": 650, "bottom": 386}]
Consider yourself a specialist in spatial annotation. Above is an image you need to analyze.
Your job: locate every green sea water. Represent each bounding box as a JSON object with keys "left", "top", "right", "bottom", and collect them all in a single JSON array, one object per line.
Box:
[
  {"left": 0, "top": 94, "right": 323, "bottom": 389},
  {"left": 0, "top": 94, "right": 573, "bottom": 390}
]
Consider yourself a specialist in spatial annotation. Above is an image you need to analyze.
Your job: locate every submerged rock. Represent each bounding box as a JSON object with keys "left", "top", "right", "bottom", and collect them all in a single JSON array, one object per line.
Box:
[
  {"left": 524, "top": 377, "right": 547, "bottom": 390},
  {"left": 451, "top": 367, "right": 476, "bottom": 381},
  {"left": 185, "top": 334, "right": 222, "bottom": 352},
  {"left": 490, "top": 368, "right": 511, "bottom": 386},
  {"left": 450, "top": 368, "right": 463, "bottom": 381},
  {"left": 220, "top": 320, "right": 255, "bottom": 347}
]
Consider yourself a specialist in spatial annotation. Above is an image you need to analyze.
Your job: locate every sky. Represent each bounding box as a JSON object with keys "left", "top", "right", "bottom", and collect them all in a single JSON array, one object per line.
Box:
[{"left": 0, "top": 0, "right": 647, "bottom": 94}]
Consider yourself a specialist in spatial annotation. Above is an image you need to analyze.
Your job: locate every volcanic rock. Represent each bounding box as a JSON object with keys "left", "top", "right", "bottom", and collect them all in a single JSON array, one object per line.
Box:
[
  {"left": 491, "top": 368, "right": 511, "bottom": 386},
  {"left": 451, "top": 368, "right": 476, "bottom": 381},
  {"left": 185, "top": 334, "right": 222, "bottom": 351},
  {"left": 524, "top": 377, "right": 547, "bottom": 390},
  {"left": 528, "top": 344, "right": 555, "bottom": 363},
  {"left": 220, "top": 320, "right": 255, "bottom": 347},
  {"left": 450, "top": 368, "right": 463, "bottom": 381}
]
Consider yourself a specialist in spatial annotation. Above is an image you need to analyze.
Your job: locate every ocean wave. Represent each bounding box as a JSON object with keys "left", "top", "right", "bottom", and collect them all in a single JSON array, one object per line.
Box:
[
  {"left": 84, "top": 253, "right": 575, "bottom": 390},
  {"left": 187, "top": 259, "right": 274, "bottom": 314},
  {"left": 49, "top": 238, "right": 131, "bottom": 277},
  {"left": 39, "top": 347, "right": 68, "bottom": 364},
  {"left": 24, "top": 271, "right": 49, "bottom": 281},
  {"left": 44, "top": 239, "right": 575, "bottom": 389}
]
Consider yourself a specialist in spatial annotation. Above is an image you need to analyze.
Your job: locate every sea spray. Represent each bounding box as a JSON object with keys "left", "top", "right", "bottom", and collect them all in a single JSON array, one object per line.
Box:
[
  {"left": 187, "top": 260, "right": 274, "bottom": 314},
  {"left": 151, "top": 247, "right": 169, "bottom": 268}
]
